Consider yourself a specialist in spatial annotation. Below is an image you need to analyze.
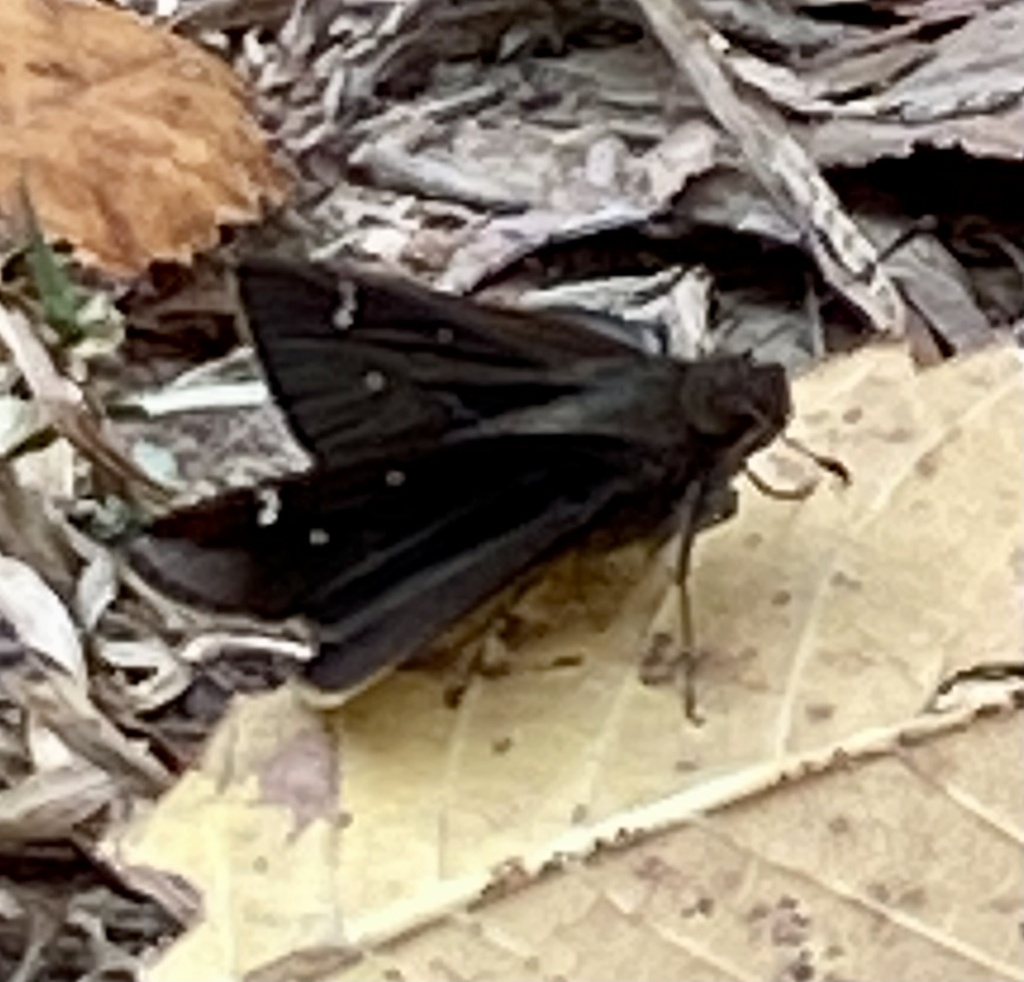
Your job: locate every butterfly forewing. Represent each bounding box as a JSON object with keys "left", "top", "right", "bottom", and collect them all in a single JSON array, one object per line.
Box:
[
  {"left": 131, "top": 258, "right": 791, "bottom": 693},
  {"left": 236, "top": 258, "right": 649, "bottom": 471}
]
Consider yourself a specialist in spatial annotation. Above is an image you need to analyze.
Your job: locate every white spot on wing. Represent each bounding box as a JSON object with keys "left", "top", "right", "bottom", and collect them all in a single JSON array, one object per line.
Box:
[
  {"left": 309, "top": 528, "right": 330, "bottom": 546},
  {"left": 256, "top": 488, "right": 281, "bottom": 527}
]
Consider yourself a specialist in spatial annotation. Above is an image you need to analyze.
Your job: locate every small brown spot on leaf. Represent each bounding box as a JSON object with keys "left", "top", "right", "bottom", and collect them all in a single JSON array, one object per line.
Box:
[
  {"left": 634, "top": 856, "right": 674, "bottom": 882},
  {"left": 787, "top": 949, "right": 816, "bottom": 982},
  {"left": 881, "top": 426, "right": 914, "bottom": 443},
  {"left": 680, "top": 895, "right": 715, "bottom": 918},
  {"left": 841, "top": 407, "right": 863, "bottom": 424},
  {"left": 822, "top": 646, "right": 875, "bottom": 672},
  {"left": 915, "top": 450, "right": 941, "bottom": 477},
  {"left": 748, "top": 902, "right": 770, "bottom": 922},
  {"left": 830, "top": 570, "right": 862, "bottom": 591},
  {"left": 805, "top": 702, "right": 835, "bottom": 722},
  {"left": 549, "top": 654, "right": 584, "bottom": 669},
  {"left": 1010, "top": 547, "right": 1024, "bottom": 575},
  {"left": 866, "top": 881, "right": 891, "bottom": 903},
  {"left": 716, "top": 868, "right": 744, "bottom": 893},
  {"left": 828, "top": 816, "right": 850, "bottom": 835},
  {"left": 898, "top": 886, "right": 927, "bottom": 909},
  {"left": 771, "top": 898, "right": 811, "bottom": 946},
  {"left": 771, "top": 590, "right": 792, "bottom": 607},
  {"left": 492, "top": 735, "right": 513, "bottom": 755}
]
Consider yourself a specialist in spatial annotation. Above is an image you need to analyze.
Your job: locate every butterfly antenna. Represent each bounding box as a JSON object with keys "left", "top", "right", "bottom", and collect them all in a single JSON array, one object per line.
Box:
[{"left": 744, "top": 433, "right": 850, "bottom": 500}]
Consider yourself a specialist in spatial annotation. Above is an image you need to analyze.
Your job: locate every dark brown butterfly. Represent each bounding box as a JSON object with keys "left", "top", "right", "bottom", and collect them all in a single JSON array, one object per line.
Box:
[{"left": 128, "top": 258, "right": 790, "bottom": 693}]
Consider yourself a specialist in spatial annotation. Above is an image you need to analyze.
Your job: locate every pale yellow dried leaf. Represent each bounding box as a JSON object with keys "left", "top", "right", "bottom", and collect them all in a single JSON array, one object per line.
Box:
[
  {"left": 0, "top": 0, "right": 288, "bottom": 274},
  {"left": 119, "top": 343, "right": 1023, "bottom": 981},
  {"left": 335, "top": 712, "right": 1021, "bottom": 982}
]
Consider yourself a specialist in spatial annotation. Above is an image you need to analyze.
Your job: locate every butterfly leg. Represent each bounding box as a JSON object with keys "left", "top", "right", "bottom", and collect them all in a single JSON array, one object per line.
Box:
[
  {"left": 639, "top": 482, "right": 705, "bottom": 723},
  {"left": 415, "top": 576, "right": 542, "bottom": 708}
]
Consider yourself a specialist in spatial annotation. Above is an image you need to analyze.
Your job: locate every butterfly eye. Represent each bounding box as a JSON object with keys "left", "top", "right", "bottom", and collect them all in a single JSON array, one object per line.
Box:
[{"left": 718, "top": 409, "right": 762, "bottom": 444}]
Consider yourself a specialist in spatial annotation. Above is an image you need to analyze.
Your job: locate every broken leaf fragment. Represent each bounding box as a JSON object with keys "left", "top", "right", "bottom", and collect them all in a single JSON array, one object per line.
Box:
[{"left": 0, "top": 0, "right": 289, "bottom": 274}]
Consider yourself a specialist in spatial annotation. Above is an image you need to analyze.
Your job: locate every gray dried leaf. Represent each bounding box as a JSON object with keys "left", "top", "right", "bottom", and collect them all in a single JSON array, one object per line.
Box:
[
  {"left": 869, "top": 218, "right": 993, "bottom": 350},
  {"left": 0, "top": 468, "right": 77, "bottom": 609},
  {"left": 75, "top": 551, "right": 119, "bottom": 634},
  {"left": 801, "top": 39, "right": 932, "bottom": 104},
  {"left": 809, "top": 102, "right": 1024, "bottom": 167},
  {"left": 130, "top": 441, "right": 184, "bottom": 489},
  {"left": 4, "top": 649, "right": 172, "bottom": 795},
  {"left": 693, "top": 0, "right": 854, "bottom": 53},
  {"left": 663, "top": 266, "right": 714, "bottom": 359},
  {"left": 351, "top": 138, "right": 531, "bottom": 212},
  {"left": 0, "top": 554, "right": 83, "bottom": 682},
  {"left": 636, "top": 0, "right": 908, "bottom": 336},
  {"left": 844, "top": 5, "right": 1024, "bottom": 122},
  {"left": 0, "top": 397, "right": 45, "bottom": 458},
  {"left": 438, "top": 203, "right": 649, "bottom": 293},
  {"left": 0, "top": 763, "right": 118, "bottom": 842},
  {"left": 95, "top": 638, "right": 191, "bottom": 713},
  {"left": 171, "top": 0, "right": 294, "bottom": 32},
  {"left": 643, "top": 119, "right": 725, "bottom": 206}
]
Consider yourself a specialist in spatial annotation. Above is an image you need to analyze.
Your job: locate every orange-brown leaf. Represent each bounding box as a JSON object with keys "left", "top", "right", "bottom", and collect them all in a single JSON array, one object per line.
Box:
[{"left": 0, "top": 0, "right": 289, "bottom": 274}]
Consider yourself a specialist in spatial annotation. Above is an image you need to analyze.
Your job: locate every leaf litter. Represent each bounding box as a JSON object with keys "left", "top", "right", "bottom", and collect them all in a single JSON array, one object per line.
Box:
[{"left": 0, "top": 0, "right": 1019, "bottom": 979}]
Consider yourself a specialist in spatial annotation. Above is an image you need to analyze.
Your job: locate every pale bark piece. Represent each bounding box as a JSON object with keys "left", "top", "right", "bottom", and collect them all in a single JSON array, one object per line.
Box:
[{"left": 0, "top": 0, "right": 288, "bottom": 274}]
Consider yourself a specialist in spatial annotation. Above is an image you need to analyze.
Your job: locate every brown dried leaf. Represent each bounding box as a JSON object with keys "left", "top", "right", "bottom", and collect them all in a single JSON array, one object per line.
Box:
[
  {"left": 116, "top": 342, "right": 1023, "bottom": 980},
  {"left": 0, "top": 0, "right": 288, "bottom": 274}
]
